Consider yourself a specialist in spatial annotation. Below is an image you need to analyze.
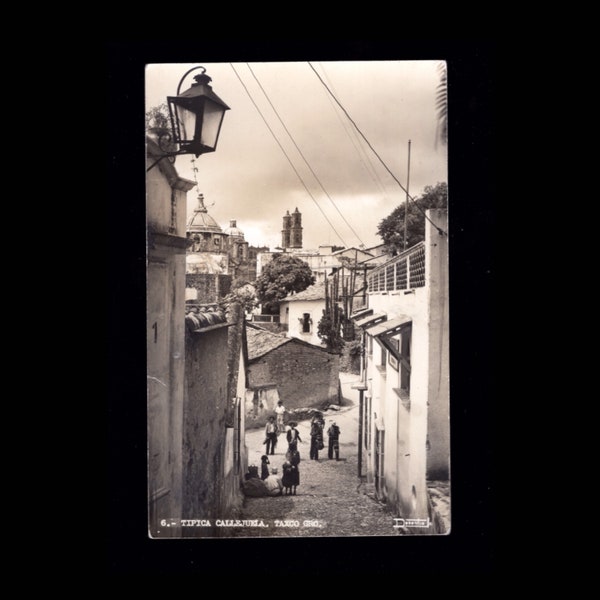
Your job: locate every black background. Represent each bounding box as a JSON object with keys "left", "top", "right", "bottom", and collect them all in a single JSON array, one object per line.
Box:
[{"left": 107, "top": 40, "right": 495, "bottom": 575}]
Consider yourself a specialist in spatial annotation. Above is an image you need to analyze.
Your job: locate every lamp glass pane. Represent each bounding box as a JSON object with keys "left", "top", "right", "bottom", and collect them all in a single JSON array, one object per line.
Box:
[
  {"left": 175, "top": 104, "right": 196, "bottom": 144},
  {"left": 200, "top": 99, "right": 225, "bottom": 149}
]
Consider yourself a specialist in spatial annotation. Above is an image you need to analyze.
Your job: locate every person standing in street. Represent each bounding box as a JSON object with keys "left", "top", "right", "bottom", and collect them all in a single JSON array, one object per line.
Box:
[
  {"left": 264, "top": 416, "right": 278, "bottom": 455},
  {"left": 309, "top": 415, "right": 324, "bottom": 461},
  {"left": 327, "top": 421, "right": 341, "bottom": 461},
  {"left": 286, "top": 421, "right": 302, "bottom": 446},
  {"left": 284, "top": 443, "right": 301, "bottom": 495},
  {"left": 275, "top": 400, "right": 286, "bottom": 433}
]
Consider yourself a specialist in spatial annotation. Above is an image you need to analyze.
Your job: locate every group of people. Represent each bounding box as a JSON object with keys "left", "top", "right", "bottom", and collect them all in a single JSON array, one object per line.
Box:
[
  {"left": 308, "top": 413, "right": 341, "bottom": 462},
  {"left": 244, "top": 403, "right": 341, "bottom": 498},
  {"left": 264, "top": 404, "right": 341, "bottom": 462},
  {"left": 258, "top": 417, "right": 302, "bottom": 496}
]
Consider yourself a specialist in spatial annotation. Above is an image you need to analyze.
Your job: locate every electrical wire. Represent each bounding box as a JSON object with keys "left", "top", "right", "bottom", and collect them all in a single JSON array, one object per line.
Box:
[
  {"left": 308, "top": 62, "right": 448, "bottom": 237},
  {"left": 229, "top": 63, "right": 347, "bottom": 246},
  {"left": 318, "top": 62, "right": 394, "bottom": 208},
  {"left": 246, "top": 63, "right": 365, "bottom": 248}
]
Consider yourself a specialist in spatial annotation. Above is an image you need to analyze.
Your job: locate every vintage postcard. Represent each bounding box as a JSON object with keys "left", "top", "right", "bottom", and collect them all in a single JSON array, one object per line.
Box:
[{"left": 145, "top": 61, "right": 450, "bottom": 538}]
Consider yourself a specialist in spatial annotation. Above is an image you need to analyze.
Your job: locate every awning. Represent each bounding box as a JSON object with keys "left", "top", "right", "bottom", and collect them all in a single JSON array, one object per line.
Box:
[
  {"left": 369, "top": 315, "right": 412, "bottom": 371},
  {"left": 355, "top": 312, "right": 387, "bottom": 328},
  {"left": 350, "top": 307, "right": 373, "bottom": 321},
  {"left": 367, "top": 315, "right": 412, "bottom": 336}
]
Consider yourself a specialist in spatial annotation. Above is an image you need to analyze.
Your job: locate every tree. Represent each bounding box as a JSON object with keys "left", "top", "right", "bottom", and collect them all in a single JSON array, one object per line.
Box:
[
  {"left": 317, "top": 307, "right": 344, "bottom": 353},
  {"left": 146, "top": 103, "right": 177, "bottom": 153},
  {"left": 317, "top": 273, "right": 345, "bottom": 353},
  {"left": 255, "top": 254, "right": 315, "bottom": 314},
  {"left": 145, "top": 103, "right": 171, "bottom": 134},
  {"left": 436, "top": 62, "right": 448, "bottom": 147},
  {"left": 221, "top": 282, "right": 258, "bottom": 314},
  {"left": 377, "top": 182, "right": 448, "bottom": 255}
]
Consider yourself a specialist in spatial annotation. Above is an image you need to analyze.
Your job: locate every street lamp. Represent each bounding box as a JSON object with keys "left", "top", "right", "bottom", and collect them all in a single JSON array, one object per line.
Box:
[{"left": 147, "top": 66, "right": 230, "bottom": 171}]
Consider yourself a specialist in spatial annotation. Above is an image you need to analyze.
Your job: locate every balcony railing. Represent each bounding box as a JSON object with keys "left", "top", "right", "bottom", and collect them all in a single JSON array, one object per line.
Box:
[{"left": 367, "top": 242, "right": 426, "bottom": 293}]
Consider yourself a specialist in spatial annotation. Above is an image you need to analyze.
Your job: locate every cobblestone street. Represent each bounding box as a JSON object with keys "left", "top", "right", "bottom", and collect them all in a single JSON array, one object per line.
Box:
[{"left": 231, "top": 374, "right": 405, "bottom": 538}]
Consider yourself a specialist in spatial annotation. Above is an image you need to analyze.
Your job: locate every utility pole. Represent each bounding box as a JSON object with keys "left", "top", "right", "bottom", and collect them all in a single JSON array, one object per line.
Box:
[{"left": 403, "top": 139, "right": 411, "bottom": 251}]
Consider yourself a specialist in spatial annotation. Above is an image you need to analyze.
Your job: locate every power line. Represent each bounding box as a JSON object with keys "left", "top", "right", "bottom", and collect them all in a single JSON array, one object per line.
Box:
[
  {"left": 229, "top": 63, "right": 347, "bottom": 246},
  {"left": 318, "top": 62, "right": 394, "bottom": 207},
  {"left": 308, "top": 62, "right": 448, "bottom": 237},
  {"left": 246, "top": 63, "right": 365, "bottom": 248}
]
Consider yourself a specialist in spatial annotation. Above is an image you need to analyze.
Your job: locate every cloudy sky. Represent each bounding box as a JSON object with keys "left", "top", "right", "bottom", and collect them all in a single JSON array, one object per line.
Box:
[{"left": 146, "top": 61, "right": 447, "bottom": 251}]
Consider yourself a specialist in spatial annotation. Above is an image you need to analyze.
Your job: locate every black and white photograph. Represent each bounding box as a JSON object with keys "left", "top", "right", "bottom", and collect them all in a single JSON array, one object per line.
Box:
[{"left": 145, "top": 60, "right": 450, "bottom": 539}]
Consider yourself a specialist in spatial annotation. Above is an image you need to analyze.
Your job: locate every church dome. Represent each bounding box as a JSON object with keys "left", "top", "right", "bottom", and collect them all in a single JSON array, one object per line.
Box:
[
  {"left": 223, "top": 219, "right": 245, "bottom": 239},
  {"left": 187, "top": 194, "right": 223, "bottom": 234}
]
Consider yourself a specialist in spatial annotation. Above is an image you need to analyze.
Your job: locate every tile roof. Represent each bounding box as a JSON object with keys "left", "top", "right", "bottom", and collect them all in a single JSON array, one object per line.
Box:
[
  {"left": 245, "top": 324, "right": 291, "bottom": 360},
  {"left": 185, "top": 305, "right": 228, "bottom": 332},
  {"left": 283, "top": 283, "right": 326, "bottom": 302}
]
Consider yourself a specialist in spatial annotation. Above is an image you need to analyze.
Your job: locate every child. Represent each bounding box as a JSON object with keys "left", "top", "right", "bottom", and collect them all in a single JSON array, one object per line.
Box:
[
  {"left": 285, "top": 442, "right": 301, "bottom": 495},
  {"left": 286, "top": 441, "right": 301, "bottom": 465},
  {"left": 260, "top": 455, "right": 270, "bottom": 480},
  {"left": 281, "top": 460, "right": 294, "bottom": 495},
  {"left": 282, "top": 460, "right": 299, "bottom": 496}
]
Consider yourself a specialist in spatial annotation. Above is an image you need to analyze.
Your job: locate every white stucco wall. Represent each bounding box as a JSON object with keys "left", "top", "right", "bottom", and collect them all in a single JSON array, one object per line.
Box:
[
  {"left": 146, "top": 149, "right": 194, "bottom": 537},
  {"left": 364, "top": 287, "right": 429, "bottom": 519},
  {"left": 236, "top": 347, "right": 248, "bottom": 481},
  {"left": 425, "top": 209, "right": 450, "bottom": 480},
  {"left": 280, "top": 298, "right": 325, "bottom": 347},
  {"left": 362, "top": 209, "right": 449, "bottom": 523},
  {"left": 146, "top": 157, "right": 191, "bottom": 237}
]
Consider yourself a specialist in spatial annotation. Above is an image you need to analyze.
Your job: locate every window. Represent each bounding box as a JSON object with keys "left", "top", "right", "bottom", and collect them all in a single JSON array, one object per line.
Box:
[
  {"left": 369, "top": 316, "right": 412, "bottom": 401},
  {"left": 302, "top": 313, "right": 311, "bottom": 333},
  {"left": 400, "top": 328, "right": 411, "bottom": 393},
  {"left": 368, "top": 335, "right": 373, "bottom": 356}
]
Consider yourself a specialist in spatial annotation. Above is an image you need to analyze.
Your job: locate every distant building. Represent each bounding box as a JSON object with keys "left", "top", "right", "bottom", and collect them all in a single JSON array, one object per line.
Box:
[
  {"left": 185, "top": 193, "right": 267, "bottom": 302},
  {"left": 279, "top": 283, "right": 326, "bottom": 347},
  {"left": 258, "top": 223, "right": 375, "bottom": 285},
  {"left": 281, "top": 207, "right": 303, "bottom": 249},
  {"left": 244, "top": 323, "right": 340, "bottom": 428},
  {"left": 364, "top": 243, "right": 389, "bottom": 257},
  {"left": 299, "top": 246, "right": 374, "bottom": 283},
  {"left": 277, "top": 253, "right": 381, "bottom": 345}
]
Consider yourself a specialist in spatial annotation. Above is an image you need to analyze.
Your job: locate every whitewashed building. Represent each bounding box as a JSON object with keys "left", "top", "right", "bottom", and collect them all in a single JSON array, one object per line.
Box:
[
  {"left": 353, "top": 209, "right": 449, "bottom": 532},
  {"left": 279, "top": 283, "right": 326, "bottom": 347}
]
